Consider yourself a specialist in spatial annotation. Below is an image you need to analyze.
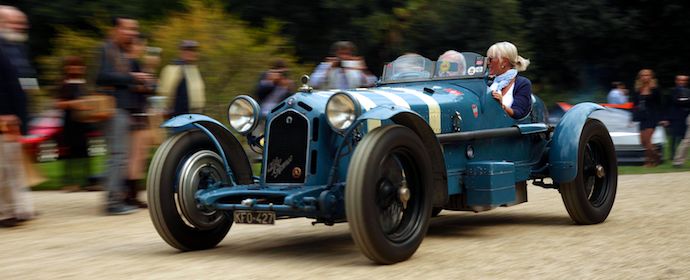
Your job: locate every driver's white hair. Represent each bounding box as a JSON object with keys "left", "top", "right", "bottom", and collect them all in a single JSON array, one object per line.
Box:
[{"left": 487, "top": 41, "right": 530, "bottom": 72}]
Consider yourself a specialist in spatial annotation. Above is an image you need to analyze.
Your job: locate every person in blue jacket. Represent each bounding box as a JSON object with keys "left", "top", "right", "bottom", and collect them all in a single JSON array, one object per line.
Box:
[{"left": 487, "top": 41, "right": 532, "bottom": 119}]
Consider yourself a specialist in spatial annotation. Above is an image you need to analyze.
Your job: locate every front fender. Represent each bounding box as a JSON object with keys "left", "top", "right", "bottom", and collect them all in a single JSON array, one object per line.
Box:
[
  {"left": 357, "top": 107, "right": 448, "bottom": 207},
  {"left": 161, "top": 114, "right": 253, "bottom": 185},
  {"left": 162, "top": 114, "right": 227, "bottom": 131},
  {"left": 549, "top": 103, "right": 604, "bottom": 183}
]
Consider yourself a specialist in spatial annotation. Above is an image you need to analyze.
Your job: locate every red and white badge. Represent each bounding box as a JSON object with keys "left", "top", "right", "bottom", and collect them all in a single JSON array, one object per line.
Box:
[
  {"left": 444, "top": 88, "right": 463, "bottom": 95},
  {"left": 472, "top": 104, "right": 479, "bottom": 118}
]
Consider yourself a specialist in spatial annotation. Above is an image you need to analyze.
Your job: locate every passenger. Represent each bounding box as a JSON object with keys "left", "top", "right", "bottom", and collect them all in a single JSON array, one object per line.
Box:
[
  {"left": 487, "top": 41, "right": 532, "bottom": 119},
  {"left": 436, "top": 50, "right": 466, "bottom": 77}
]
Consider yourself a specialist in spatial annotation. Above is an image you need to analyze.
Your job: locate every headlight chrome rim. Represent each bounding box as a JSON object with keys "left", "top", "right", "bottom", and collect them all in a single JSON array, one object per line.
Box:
[
  {"left": 326, "top": 92, "right": 361, "bottom": 133},
  {"left": 227, "top": 95, "right": 260, "bottom": 135}
]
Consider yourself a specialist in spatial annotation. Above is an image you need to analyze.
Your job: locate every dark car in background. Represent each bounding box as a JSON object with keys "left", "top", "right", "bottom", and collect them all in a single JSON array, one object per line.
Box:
[{"left": 549, "top": 102, "right": 665, "bottom": 165}]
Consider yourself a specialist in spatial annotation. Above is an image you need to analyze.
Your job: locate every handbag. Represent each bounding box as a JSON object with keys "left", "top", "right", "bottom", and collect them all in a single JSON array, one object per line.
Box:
[{"left": 72, "top": 93, "right": 116, "bottom": 123}]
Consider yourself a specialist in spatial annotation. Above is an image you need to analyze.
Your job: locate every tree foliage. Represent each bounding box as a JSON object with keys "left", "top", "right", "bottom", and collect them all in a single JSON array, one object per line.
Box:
[
  {"left": 11, "top": 0, "right": 690, "bottom": 103},
  {"left": 37, "top": 0, "right": 309, "bottom": 120}
]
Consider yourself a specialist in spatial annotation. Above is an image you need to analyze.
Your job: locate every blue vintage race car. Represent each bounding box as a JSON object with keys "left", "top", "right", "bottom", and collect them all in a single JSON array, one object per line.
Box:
[{"left": 147, "top": 52, "right": 618, "bottom": 264}]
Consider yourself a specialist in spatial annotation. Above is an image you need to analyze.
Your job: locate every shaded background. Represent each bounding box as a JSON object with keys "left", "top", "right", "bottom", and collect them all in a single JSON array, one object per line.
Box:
[{"left": 3, "top": 0, "right": 690, "bottom": 118}]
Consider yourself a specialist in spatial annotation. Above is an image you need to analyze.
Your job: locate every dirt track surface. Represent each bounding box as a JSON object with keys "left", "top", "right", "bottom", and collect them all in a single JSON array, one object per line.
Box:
[{"left": 1, "top": 172, "right": 690, "bottom": 279}]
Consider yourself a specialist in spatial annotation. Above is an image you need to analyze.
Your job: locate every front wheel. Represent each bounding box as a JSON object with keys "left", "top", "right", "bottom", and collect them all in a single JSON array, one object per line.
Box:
[
  {"left": 346, "top": 125, "right": 433, "bottom": 264},
  {"left": 560, "top": 119, "right": 618, "bottom": 224},
  {"left": 148, "top": 130, "right": 232, "bottom": 251}
]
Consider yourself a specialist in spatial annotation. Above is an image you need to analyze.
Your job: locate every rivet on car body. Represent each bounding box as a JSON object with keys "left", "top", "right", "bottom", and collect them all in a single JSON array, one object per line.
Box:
[{"left": 466, "top": 145, "right": 474, "bottom": 159}]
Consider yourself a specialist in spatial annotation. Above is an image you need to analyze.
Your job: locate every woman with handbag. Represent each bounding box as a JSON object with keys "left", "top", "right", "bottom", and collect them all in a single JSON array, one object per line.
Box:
[{"left": 55, "top": 56, "right": 92, "bottom": 191}]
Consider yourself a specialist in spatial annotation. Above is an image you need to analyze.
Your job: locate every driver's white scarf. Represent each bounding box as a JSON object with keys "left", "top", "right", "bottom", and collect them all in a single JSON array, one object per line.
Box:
[{"left": 489, "top": 69, "right": 517, "bottom": 92}]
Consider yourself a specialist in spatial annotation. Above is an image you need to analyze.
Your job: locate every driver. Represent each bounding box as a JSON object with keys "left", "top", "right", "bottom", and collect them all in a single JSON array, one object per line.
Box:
[
  {"left": 487, "top": 41, "right": 532, "bottom": 119},
  {"left": 436, "top": 50, "right": 466, "bottom": 77}
]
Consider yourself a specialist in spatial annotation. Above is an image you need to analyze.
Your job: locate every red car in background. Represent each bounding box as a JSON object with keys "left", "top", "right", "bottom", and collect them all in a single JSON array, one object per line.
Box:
[{"left": 21, "top": 109, "right": 105, "bottom": 162}]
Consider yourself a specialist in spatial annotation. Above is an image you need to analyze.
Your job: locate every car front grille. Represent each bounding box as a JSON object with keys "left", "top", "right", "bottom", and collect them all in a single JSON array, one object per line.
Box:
[{"left": 264, "top": 110, "right": 309, "bottom": 184}]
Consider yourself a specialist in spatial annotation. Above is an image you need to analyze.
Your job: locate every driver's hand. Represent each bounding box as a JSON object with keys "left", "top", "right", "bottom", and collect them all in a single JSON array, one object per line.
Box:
[{"left": 491, "top": 90, "right": 502, "bottom": 103}]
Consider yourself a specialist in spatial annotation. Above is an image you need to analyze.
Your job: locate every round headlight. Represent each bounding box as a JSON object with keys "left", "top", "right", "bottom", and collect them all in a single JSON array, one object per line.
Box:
[
  {"left": 326, "top": 92, "right": 360, "bottom": 133},
  {"left": 227, "top": 95, "right": 259, "bottom": 135}
]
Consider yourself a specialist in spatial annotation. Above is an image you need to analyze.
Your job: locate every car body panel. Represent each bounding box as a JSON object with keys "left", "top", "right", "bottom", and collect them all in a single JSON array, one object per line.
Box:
[{"left": 549, "top": 103, "right": 604, "bottom": 182}]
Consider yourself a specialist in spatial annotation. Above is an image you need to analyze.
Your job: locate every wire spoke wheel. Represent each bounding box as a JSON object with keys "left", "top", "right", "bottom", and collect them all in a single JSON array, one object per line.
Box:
[
  {"left": 560, "top": 119, "right": 618, "bottom": 225},
  {"left": 148, "top": 130, "right": 233, "bottom": 251},
  {"left": 346, "top": 125, "right": 433, "bottom": 264},
  {"left": 177, "top": 150, "right": 228, "bottom": 230}
]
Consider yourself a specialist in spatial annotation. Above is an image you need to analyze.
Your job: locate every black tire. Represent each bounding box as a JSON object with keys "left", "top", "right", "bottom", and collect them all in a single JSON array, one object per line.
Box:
[
  {"left": 559, "top": 119, "right": 618, "bottom": 224},
  {"left": 148, "top": 130, "right": 232, "bottom": 251},
  {"left": 346, "top": 125, "right": 433, "bottom": 264}
]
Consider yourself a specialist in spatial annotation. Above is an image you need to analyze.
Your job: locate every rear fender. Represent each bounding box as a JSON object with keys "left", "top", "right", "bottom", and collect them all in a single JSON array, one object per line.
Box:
[
  {"left": 548, "top": 103, "right": 604, "bottom": 183},
  {"left": 162, "top": 114, "right": 253, "bottom": 185},
  {"left": 358, "top": 107, "right": 448, "bottom": 206}
]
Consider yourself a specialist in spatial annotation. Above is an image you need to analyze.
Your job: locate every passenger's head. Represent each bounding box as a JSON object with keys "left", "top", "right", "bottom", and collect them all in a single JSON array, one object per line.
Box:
[
  {"left": 437, "top": 50, "right": 466, "bottom": 77},
  {"left": 635, "top": 69, "right": 657, "bottom": 90},
  {"left": 0, "top": 5, "right": 28, "bottom": 43},
  {"left": 330, "top": 41, "right": 356, "bottom": 60},
  {"left": 110, "top": 16, "right": 139, "bottom": 48},
  {"left": 675, "top": 75, "right": 688, "bottom": 88},
  {"left": 486, "top": 41, "right": 530, "bottom": 75}
]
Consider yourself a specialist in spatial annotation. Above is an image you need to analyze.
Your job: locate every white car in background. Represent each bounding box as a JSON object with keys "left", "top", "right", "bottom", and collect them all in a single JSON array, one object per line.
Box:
[{"left": 549, "top": 102, "right": 665, "bottom": 165}]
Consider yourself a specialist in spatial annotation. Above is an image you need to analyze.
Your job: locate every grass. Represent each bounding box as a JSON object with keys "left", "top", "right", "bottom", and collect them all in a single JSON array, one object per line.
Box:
[
  {"left": 618, "top": 161, "right": 690, "bottom": 174},
  {"left": 617, "top": 141, "right": 690, "bottom": 174},
  {"left": 32, "top": 156, "right": 105, "bottom": 191}
]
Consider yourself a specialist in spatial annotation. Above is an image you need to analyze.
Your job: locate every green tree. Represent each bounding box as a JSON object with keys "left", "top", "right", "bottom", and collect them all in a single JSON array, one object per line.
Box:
[{"left": 38, "top": 0, "right": 309, "bottom": 120}]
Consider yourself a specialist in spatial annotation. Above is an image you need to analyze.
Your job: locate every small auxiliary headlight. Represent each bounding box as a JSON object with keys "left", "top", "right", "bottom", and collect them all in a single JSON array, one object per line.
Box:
[{"left": 227, "top": 95, "right": 260, "bottom": 135}]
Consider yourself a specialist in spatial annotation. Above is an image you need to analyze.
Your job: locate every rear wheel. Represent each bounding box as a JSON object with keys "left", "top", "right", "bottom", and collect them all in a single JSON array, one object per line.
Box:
[
  {"left": 148, "top": 130, "right": 232, "bottom": 250},
  {"left": 560, "top": 119, "right": 617, "bottom": 224},
  {"left": 346, "top": 125, "right": 433, "bottom": 264}
]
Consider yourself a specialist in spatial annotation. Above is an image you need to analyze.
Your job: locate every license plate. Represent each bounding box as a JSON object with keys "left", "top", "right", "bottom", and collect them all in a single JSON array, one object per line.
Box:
[{"left": 233, "top": 210, "right": 276, "bottom": 225}]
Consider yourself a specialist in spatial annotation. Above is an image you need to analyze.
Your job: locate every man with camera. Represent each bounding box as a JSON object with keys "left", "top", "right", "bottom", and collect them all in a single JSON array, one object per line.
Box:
[
  {"left": 309, "top": 41, "right": 376, "bottom": 90},
  {"left": 254, "top": 60, "right": 294, "bottom": 117}
]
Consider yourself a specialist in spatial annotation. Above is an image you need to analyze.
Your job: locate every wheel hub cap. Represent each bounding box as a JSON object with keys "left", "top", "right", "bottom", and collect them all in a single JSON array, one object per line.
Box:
[
  {"left": 399, "top": 184, "right": 410, "bottom": 209},
  {"left": 595, "top": 164, "right": 605, "bottom": 178}
]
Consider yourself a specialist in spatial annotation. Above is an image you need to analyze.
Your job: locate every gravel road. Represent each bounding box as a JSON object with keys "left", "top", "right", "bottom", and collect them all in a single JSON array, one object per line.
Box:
[{"left": 1, "top": 172, "right": 689, "bottom": 279}]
